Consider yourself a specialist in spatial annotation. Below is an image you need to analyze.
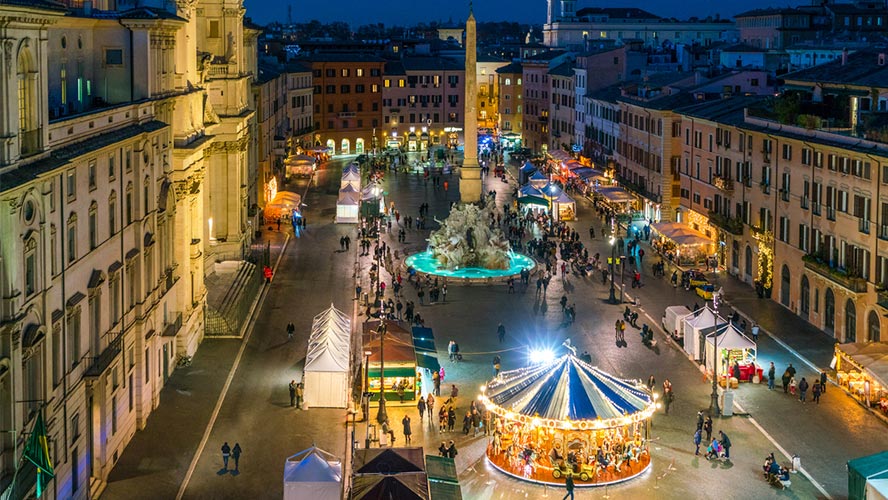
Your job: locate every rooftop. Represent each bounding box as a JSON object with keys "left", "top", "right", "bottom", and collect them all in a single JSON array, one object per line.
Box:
[
  {"left": 495, "top": 61, "right": 523, "bottom": 74},
  {"left": 782, "top": 50, "right": 888, "bottom": 88},
  {"left": 575, "top": 7, "right": 661, "bottom": 20}
]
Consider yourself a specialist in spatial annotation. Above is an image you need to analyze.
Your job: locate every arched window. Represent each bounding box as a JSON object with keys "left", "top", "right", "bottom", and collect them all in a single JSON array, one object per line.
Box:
[
  {"left": 845, "top": 299, "right": 857, "bottom": 342},
  {"left": 505, "top": 78, "right": 511, "bottom": 86},
  {"left": 868, "top": 310, "right": 881, "bottom": 342},
  {"left": 780, "top": 265, "right": 790, "bottom": 307},
  {"left": 88, "top": 201, "right": 98, "bottom": 249},
  {"left": 824, "top": 288, "right": 835, "bottom": 334},
  {"left": 745, "top": 245, "right": 753, "bottom": 279},
  {"left": 17, "top": 46, "right": 38, "bottom": 155},
  {"left": 800, "top": 275, "right": 810, "bottom": 319},
  {"left": 24, "top": 236, "right": 38, "bottom": 297}
]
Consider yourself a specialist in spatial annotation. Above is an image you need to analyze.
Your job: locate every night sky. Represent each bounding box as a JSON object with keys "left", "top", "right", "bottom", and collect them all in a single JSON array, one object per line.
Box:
[{"left": 244, "top": 0, "right": 793, "bottom": 27}]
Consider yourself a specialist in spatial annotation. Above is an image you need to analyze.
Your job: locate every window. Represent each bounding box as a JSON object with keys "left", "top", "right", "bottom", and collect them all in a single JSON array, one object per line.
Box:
[
  {"left": 110, "top": 273, "right": 120, "bottom": 324},
  {"left": 109, "top": 154, "right": 116, "bottom": 179},
  {"left": 67, "top": 307, "right": 81, "bottom": 367},
  {"left": 384, "top": 79, "right": 391, "bottom": 88},
  {"left": 52, "top": 324, "right": 62, "bottom": 385},
  {"left": 111, "top": 395, "right": 117, "bottom": 435},
  {"left": 67, "top": 169, "right": 76, "bottom": 200},
  {"left": 24, "top": 237, "right": 37, "bottom": 296},
  {"left": 356, "top": 68, "right": 364, "bottom": 77},
  {"left": 398, "top": 79, "right": 405, "bottom": 88},
  {"left": 779, "top": 216, "right": 790, "bottom": 242},
  {"left": 67, "top": 213, "right": 77, "bottom": 263},
  {"left": 340, "top": 85, "right": 350, "bottom": 93},
  {"left": 104, "top": 48, "right": 123, "bottom": 66},
  {"left": 370, "top": 68, "right": 380, "bottom": 77},
  {"left": 782, "top": 144, "right": 792, "bottom": 160},
  {"left": 125, "top": 147, "right": 132, "bottom": 172},
  {"left": 88, "top": 162, "right": 96, "bottom": 190},
  {"left": 88, "top": 202, "right": 98, "bottom": 249},
  {"left": 355, "top": 84, "right": 365, "bottom": 93},
  {"left": 325, "top": 85, "right": 335, "bottom": 94},
  {"left": 325, "top": 69, "right": 335, "bottom": 77},
  {"left": 143, "top": 176, "right": 150, "bottom": 215},
  {"left": 125, "top": 182, "right": 133, "bottom": 224},
  {"left": 109, "top": 191, "right": 117, "bottom": 235},
  {"left": 371, "top": 84, "right": 379, "bottom": 93},
  {"left": 341, "top": 68, "right": 349, "bottom": 77},
  {"left": 801, "top": 148, "right": 811, "bottom": 165}
]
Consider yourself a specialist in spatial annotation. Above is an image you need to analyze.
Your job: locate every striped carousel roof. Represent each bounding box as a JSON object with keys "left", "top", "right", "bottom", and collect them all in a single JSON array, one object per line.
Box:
[{"left": 483, "top": 355, "right": 653, "bottom": 423}]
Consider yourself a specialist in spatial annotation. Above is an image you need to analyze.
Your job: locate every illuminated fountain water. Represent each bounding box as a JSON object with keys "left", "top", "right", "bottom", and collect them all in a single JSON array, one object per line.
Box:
[{"left": 405, "top": 197, "right": 535, "bottom": 280}]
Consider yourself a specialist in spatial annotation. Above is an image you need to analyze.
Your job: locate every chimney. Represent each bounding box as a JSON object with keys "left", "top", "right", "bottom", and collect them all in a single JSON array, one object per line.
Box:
[
  {"left": 879, "top": 53, "right": 887, "bottom": 66},
  {"left": 841, "top": 48, "right": 848, "bottom": 65}
]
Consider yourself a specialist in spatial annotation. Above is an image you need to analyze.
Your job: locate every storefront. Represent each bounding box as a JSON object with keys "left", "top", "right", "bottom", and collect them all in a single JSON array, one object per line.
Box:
[
  {"left": 650, "top": 222, "right": 715, "bottom": 268},
  {"left": 480, "top": 354, "right": 655, "bottom": 487},
  {"left": 363, "top": 320, "right": 418, "bottom": 403},
  {"left": 412, "top": 326, "right": 441, "bottom": 401},
  {"left": 834, "top": 342, "right": 888, "bottom": 414},
  {"left": 705, "top": 323, "right": 759, "bottom": 385}
]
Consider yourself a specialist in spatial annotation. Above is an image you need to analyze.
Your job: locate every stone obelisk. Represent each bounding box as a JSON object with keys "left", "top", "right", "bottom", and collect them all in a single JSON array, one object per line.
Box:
[{"left": 460, "top": 6, "right": 482, "bottom": 203}]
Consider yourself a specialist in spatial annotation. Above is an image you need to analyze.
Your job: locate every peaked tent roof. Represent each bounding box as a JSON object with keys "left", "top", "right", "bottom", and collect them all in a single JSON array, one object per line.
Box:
[
  {"left": 351, "top": 474, "right": 429, "bottom": 500},
  {"left": 482, "top": 355, "right": 654, "bottom": 426},
  {"left": 354, "top": 447, "right": 426, "bottom": 474},
  {"left": 706, "top": 322, "right": 756, "bottom": 350},
  {"left": 284, "top": 449, "right": 342, "bottom": 483},
  {"left": 520, "top": 161, "right": 537, "bottom": 172},
  {"left": 685, "top": 307, "right": 723, "bottom": 329},
  {"left": 305, "top": 305, "right": 351, "bottom": 372}
]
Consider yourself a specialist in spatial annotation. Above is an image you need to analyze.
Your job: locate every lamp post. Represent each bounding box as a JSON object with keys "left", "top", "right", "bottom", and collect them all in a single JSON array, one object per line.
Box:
[
  {"left": 620, "top": 254, "right": 627, "bottom": 304},
  {"left": 709, "top": 290, "right": 722, "bottom": 416},
  {"left": 363, "top": 350, "right": 372, "bottom": 448},
  {"left": 375, "top": 322, "right": 389, "bottom": 425},
  {"left": 608, "top": 237, "right": 617, "bottom": 303}
]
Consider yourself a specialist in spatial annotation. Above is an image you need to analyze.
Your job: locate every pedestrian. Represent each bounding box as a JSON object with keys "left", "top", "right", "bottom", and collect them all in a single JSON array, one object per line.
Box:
[
  {"left": 751, "top": 322, "right": 760, "bottom": 342},
  {"left": 696, "top": 410, "right": 704, "bottom": 430},
  {"left": 782, "top": 367, "right": 791, "bottom": 393},
  {"left": 820, "top": 370, "right": 828, "bottom": 394},
  {"left": 287, "top": 322, "right": 295, "bottom": 340},
  {"left": 562, "top": 472, "right": 575, "bottom": 500},
  {"left": 418, "top": 396, "right": 426, "bottom": 421},
  {"left": 442, "top": 284, "right": 447, "bottom": 302},
  {"left": 664, "top": 389, "right": 674, "bottom": 415},
  {"left": 451, "top": 384, "right": 459, "bottom": 399},
  {"left": 221, "top": 442, "right": 231, "bottom": 470},
  {"left": 497, "top": 323, "right": 506, "bottom": 343},
  {"left": 693, "top": 428, "right": 702, "bottom": 455},
  {"left": 438, "top": 407, "right": 447, "bottom": 432},
  {"left": 718, "top": 431, "right": 731, "bottom": 459},
  {"left": 493, "top": 355, "right": 502, "bottom": 377},
  {"left": 787, "top": 363, "right": 797, "bottom": 378},
  {"left": 768, "top": 362, "right": 776, "bottom": 390},
  {"left": 703, "top": 416, "right": 713, "bottom": 441},
  {"left": 447, "top": 407, "right": 456, "bottom": 432},
  {"left": 296, "top": 381, "right": 304, "bottom": 409},
  {"left": 798, "top": 377, "right": 809, "bottom": 403},
  {"left": 812, "top": 380, "right": 822, "bottom": 404},
  {"left": 614, "top": 319, "right": 621, "bottom": 342},
  {"left": 402, "top": 415, "right": 413, "bottom": 445},
  {"left": 289, "top": 380, "right": 297, "bottom": 407},
  {"left": 447, "top": 440, "right": 458, "bottom": 459},
  {"left": 619, "top": 320, "right": 626, "bottom": 342},
  {"left": 427, "top": 393, "right": 435, "bottom": 415},
  {"left": 232, "top": 443, "right": 242, "bottom": 471},
  {"left": 438, "top": 441, "right": 448, "bottom": 456},
  {"left": 647, "top": 375, "right": 656, "bottom": 392},
  {"left": 472, "top": 410, "right": 482, "bottom": 436}
]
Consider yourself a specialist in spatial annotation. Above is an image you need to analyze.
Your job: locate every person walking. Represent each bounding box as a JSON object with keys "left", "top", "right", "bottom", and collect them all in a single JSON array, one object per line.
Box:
[
  {"left": 820, "top": 370, "right": 828, "bottom": 394},
  {"left": 619, "top": 320, "right": 626, "bottom": 342},
  {"left": 418, "top": 396, "right": 426, "bottom": 421},
  {"left": 221, "top": 442, "right": 231, "bottom": 470},
  {"left": 447, "top": 407, "right": 456, "bottom": 432},
  {"left": 812, "top": 380, "right": 822, "bottom": 404},
  {"left": 442, "top": 284, "right": 447, "bottom": 302},
  {"left": 767, "top": 362, "right": 776, "bottom": 391},
  {"left": 438, "top": 441, "right": 448, "bottom": 456},
  {"left": 289, "top": 380, "right": 297, "bottom": 407},
  {"left": 447, "top": 440, "right": 458, "bottom": 459},
  {"left": 696, "top": 410, "right": 704, "bottom": 431},
  {"left": 782, "top": 367, "right": 792, "bottom": 394},
  {"left": 232, "top": 443, "right": 242, "bottom": 472},
  {"left": 287, "top": 322, "right": 295, "bottom": 340},
  {"left": 703, "top": 416, "right": 713, "bottom": 442},
  {"left": 693, "top": 428, "right": 702, "bottom": 455},
  {"left": 562, "top": 473, "right": 575, "bottom": 500},
  {"left": 798, "top": 377, "right": 809, "bottom": 403},
  {"left": 718, "top": 431, "right": 731, "bottom": 459},
  {"left": 664, "top": 388, "right": 675, "bottom": 415},
  {"left": 402, "top": 415, "right": 413, "bottom": 445},
  {"left": 497, "top": 323, "right": 506, "bottom": 343},
  {"left": 751, "top": 322, "right": 760, "bottom": 342},
  {"left": 295, "top": 381, "right": 304, "bottom": 409}
]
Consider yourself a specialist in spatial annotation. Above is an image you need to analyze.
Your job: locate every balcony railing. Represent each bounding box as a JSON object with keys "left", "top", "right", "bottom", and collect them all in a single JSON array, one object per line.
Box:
[
  {"left": 803, "top": 255, "right": 868, "bottom": 293},
  {"left": 162, "top": 312, "right": 183, "bottom": 337},
  {"left": 708, "top": 211, "right": 744, "bottom": 235},
  {"left": 826, "top": 206, "right": 836, "bottom": 221},
  {"left": 859, "top": 218, "right": 871, "bottom": 234},
  {"left": 812, "top": 202, "right": 822, "bottom": 216},
  {"left": 801, "top": 196, "right": 809, "bottom": 210},
  {"left": 84, "top": 332, "right": 124, "bottom": 378},
  {"left": 880, "top": 224, "right": 888, "bottom": 241}
]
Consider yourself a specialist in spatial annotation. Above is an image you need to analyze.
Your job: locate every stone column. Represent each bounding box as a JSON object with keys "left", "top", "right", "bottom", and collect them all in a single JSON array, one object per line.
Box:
[{"left": 460, "top": 8, "right": 482, "bottom": 203}]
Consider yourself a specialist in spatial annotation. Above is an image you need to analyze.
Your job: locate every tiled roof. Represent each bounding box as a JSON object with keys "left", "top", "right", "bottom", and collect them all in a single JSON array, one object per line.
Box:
[
  {"left": 782, "top": 50, "right": 888, "bottom": 88},
  {"left": 496, "top": 62, "right": 523, "bottom": 74},
  {"left": 1, "top": 121, "right": 168, "bottom": 192}
]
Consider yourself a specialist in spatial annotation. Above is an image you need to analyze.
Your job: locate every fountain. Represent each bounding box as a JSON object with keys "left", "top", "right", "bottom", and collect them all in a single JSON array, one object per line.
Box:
[{"left": 405, "top": 196, "right": 535, "bottom": 282}]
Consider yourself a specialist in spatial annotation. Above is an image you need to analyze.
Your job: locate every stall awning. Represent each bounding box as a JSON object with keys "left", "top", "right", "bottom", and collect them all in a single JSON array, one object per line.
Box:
[
  {"left": 596, "top": 186, "right": 634, "bottom": 203},
  {"left": 412, "top": 327, "right": 441, "bottom": 372},
  {"left": 706, "top": 323, "right": 756, "bottom": 351},
  {"left": 368, "top": 366, "right": 416, "bottom": 378},
  {"left": 518, "top": 195, "right": 549, "bottom": 207},
  {"left": 837, "top": 342, "right": 888, "bottom": 388},
  {"left": 652, "top": 222, "right": 713, "bottom": 246},
  {"left": 573, "top": 167, "right": 601, "bottom": 180}
]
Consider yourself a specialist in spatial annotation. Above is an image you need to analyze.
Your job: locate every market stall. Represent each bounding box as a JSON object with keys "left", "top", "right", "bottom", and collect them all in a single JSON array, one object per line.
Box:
[
  {"left": 528, "top": 170, "right": 549, "bottom": 189},
  {"left": 552, "top": 191, "right": 576, "bottom": 221},
  {"left": 303, "top": 305, "right": 351, "bottom": 408},
  {"left": 341, "top": 163, "right": 361, "bottom": 191},
  {"left": 283, "top": 446, "right": 342, "bottom": 500},
  {"left": 352, "top": 448, "right": 428, "bottom": 500},
  {"left": 662, "top": 305, "right": 693, "bottom": 343},
  {"left": 412, "top": 326, "right": 441, "bottom": 401},
  {"left": 286, "top": 154, "right": 317, "bottom": 178},
  {"left": 264, "top": 191, "right": 302, "bottom": 222},
  {"left": 361, "top": 182, "right": 385, "bottom": 218},
  {"left": 834, "top": 342, "right": 888, "bottom": 412},
  {"left": 519, "top": 161, "right": 537, "bottom": 184},
  {"left": 682, "top": 306, "right": 725, "bottom": 361},
  {"left": 849, "top": 451, "right": 888, "bottom": 500},
  {"left": 704, "top": 323, "right": 759, "bottom": 384},
  {"left": 594, "top": 186, "right": 635, "bottom": 215},
  {"left": 480, "top": 354, "right": 655, "bottom": 487},
  {"left": 363, "top": 320, "right": 417, "bottom": 402},
  {"left": 651, "top": 222, "right": 715, "bottom": 268},
  {"left": 336, "top": 184, "right": 360, "bottom": 224}
]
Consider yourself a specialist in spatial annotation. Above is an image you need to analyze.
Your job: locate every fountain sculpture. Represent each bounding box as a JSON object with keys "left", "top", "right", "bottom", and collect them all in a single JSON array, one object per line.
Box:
[{"left": 428, "top": 197, "right": 511, "bottom": 270}]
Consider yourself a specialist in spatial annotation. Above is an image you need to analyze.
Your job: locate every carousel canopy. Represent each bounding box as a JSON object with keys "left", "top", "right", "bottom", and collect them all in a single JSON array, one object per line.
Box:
[
  {"left": 520, "top": 161, "right": 537, "bottom": 173},
  {"left": 483, "top": 355, "right": 653, "bottom": 425}
]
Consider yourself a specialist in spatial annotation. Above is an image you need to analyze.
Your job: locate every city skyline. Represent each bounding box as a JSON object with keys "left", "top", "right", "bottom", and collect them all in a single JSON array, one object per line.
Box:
[{"left": 244, "top": 0, "right": 794, "bottom": 28}]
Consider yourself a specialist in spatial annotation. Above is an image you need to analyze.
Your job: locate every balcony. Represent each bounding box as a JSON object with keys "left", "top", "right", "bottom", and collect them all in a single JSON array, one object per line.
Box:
[
  {"left": 760, "top": 181, "right": 770, "bottom": 194},
  {"left": 338, "top": 112, "right": 356, "bottom": 118},
  {"left": 708, "top": 211, "right": 744, "bottom": 235},
  {"left": 812, "top": 202, "right": 821, "bottom": 216},
  {"left": 803, "top": 254, "right": 868, "bottom": 293},
  {"left": 84, "top": 332, "right": 123, "bottom": 378},
  {"left": 162, "top": 312, "right": 183, "bottom": 338},
  {"left": 826, "top": 206, "right": 836, "bottom": 221},
  {"left": 859, "top": 218, "right": 871, "bottom": 234},
  {"left": 878, "top": 289, "right": 888, "bottom": 310},
  {"left": 880, "top": 224, "right": 888, "bottom": 241},
  {"left": 779, "top": 189, "right": 790, "bottom": 202},
  {"left": 801, "top": 196, "right": 809, "bottom": 210},
  {"left": 713, "top": 176, "right": 734, "bottom": 193}
]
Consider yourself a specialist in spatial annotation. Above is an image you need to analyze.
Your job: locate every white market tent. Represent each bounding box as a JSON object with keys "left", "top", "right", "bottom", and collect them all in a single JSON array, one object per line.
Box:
[
  {"left": 663, "top": 305, "right": 694, "bottom": 339},
  {"left": 704, "top": 323, "right": 757, "bottom": 372},
  {"left": 303, "top": 305, "right": 351, "bottom": 408},
  {"left": 283, "top": 446, "right": 342, "bottom": 500},
  {"left": 342, "top": 164, "right": 361, "bottom": 191},
  {"left": 336, "top": 185, "right": 361, "bottom": 224},
  {"left": 683, "top": 307, "right": 725, "bottom": 360}
]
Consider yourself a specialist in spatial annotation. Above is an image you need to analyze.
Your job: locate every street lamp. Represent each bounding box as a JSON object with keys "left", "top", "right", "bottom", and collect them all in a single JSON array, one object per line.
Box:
[
  {"left": 620, "top": 254, "right": 627, "bottom": 304},
  {"left": 608, "top": 237, "right": 617, "bottom": 303},
  {"left": 709, "top": 290, "right": 722, "bottom": 416},
  {"left": 375, "top": 322, "right": 389, "bottom": 425}
]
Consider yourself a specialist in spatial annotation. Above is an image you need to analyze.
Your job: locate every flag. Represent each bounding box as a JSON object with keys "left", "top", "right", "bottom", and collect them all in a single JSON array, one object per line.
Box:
[{"left": 22, "top": 413, "right": 54, "bottom": 498}]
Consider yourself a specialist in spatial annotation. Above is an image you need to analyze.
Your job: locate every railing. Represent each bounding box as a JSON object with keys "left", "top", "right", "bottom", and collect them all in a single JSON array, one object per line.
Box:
[
  {"left": 801, "top": 196, "right": 809, "bottom": 210},
  {"left": 162, "top": 312, "right": 183, "bottom": 337},
  {"left": 204, "top": 262, "right": 264, "bottom": 337},
  {"left": 208, "top": 63, "right": 230, "bottom": 77},
  {"left": 859, "top": 218, "right": 871, "bottom": 234},
  {"left": 826, "top": 206, "right": 836, "bottom": 221},
  {"left": 713, "top": 176, "right": 734, "bottom": 193},
  {"left": 878, "top": 289, "right": 888, "bottom": 310},
  {"left": 761, "top": 182, "right": 770, "bottom": 194},
  {"left": 780, "top": 189, "right": 790, "bottom": 202},
  {"left": 812, "top": 202, "right": 821, "bottom": 216},
  {"left": 708, "top": 211, "right": 744, "bottom": 235},
  {"left": 338, "top": 112, "right": 356, "bottom": 118},
  {"left": 803, "top": 255, "right": 868, "bottom": 293},
  {"left": 880, "top": 224, "right": 888, "bottom": 240},
  {"left": 84, "top": 332, "right": 124, "bottom": 378}
]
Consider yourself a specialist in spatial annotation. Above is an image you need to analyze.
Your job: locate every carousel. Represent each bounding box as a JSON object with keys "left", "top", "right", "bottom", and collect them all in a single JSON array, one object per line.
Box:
[{"left": 479, "top": 353, "right": 656, "bottom": 487}]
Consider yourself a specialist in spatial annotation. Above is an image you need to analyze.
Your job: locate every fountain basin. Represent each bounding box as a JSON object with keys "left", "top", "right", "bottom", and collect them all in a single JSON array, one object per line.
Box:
[{"left": 404, "top": 251, "right": 535, "bottom": 284}]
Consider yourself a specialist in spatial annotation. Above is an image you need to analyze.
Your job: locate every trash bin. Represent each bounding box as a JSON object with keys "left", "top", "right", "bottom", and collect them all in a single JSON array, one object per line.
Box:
[
  {"left": 361, "top": 292, "right": 369, "bottom": 306},
  {"left": 720, "top": 389, "right": 735, "bottom": 417}
]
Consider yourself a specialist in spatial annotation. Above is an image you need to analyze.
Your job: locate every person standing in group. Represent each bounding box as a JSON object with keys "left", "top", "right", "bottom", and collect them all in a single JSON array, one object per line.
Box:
[
  {"left": 820, "top": 370, "right": 828, "bottom": 394},
  {"left": 221, "top": 442, "right": 231, "bottom": 470},
  {"left": 718, "top": 431, "right": 731, "bottom": 459},
  {"left": 447, "top": 440, "right": 458, "bottom": 459},
  {"left": 402, "top": 415, "right": 413, "bottom": 445},
  {"left": 647, "top": 375, "right": 656, "bottom": 392},
  {"left": 693, "top": 428, "right": 702, "bottom": 455},
  {"left": 703, "top": 416, "right": 713, "bottom": 442},
  {"left": 438, "top": 441, "right": 448, "bottom": 457},
  {"left": 289, "top": 380, "right": 297, "bottom": 407},
  {"left": 664, "top": 388, "right": 675, "bottom": 415},
  {"left": 767, "top": 362, "right": 776, "bottom": 390},
  {"left": 696, "top": 410, "right": 704, "bottom": 431},
  {"left": 562, "top": 473, "right": 575, "bottom": 500},
  {"left": 782, "top": 367, "right": 792, "bottom": 393},
  {"left": 296, "top": 381, "right": 304, "bottom": 409},
  {"left": 812, "top": 380, "right": 822, "bottom": 404},
  {"left": 417, "top": 396, "right": 426, "bottom": 421},
  {"left": 798, "top": 377, "right": 809, "bottom": 403},
  {"left": 497, "top": 323, "right": 506, "bottom": 343},
  {"left": 448, "top": 407, "right": 456, "bottom": 432},
  {"left": 231, "top": 443, "right": 242, "bottom": 472}
]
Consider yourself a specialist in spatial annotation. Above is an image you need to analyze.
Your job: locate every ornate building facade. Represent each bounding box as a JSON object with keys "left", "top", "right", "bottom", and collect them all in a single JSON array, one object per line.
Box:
[{"left": 0, "top": 0, "right": 259, "bottom": 497}]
